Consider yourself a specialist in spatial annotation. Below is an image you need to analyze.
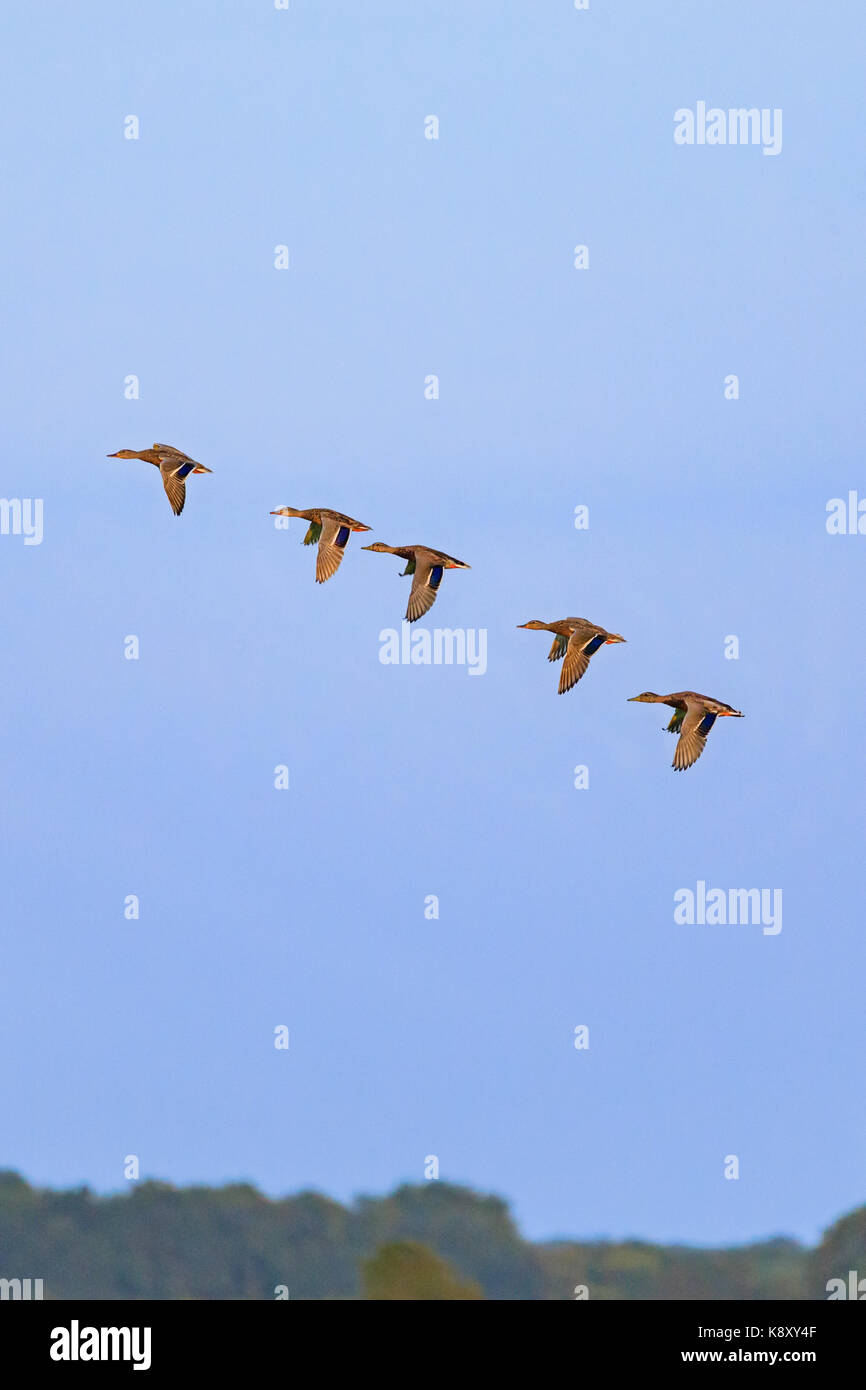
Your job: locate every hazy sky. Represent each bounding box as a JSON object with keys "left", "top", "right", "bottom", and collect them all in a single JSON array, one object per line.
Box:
[{"left": 1, "top": 0, "right": 864, "bottom": 1247}]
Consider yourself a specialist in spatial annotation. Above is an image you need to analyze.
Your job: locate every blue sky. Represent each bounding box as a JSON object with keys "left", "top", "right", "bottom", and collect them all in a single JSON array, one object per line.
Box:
[{"left": 1, "top": 0, "right": 864, "bottom": 1247}]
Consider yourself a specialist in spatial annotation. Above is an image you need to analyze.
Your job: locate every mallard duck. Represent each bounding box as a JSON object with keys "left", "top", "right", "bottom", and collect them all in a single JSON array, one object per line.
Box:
[
  {"left": 269, "top": 507, "right": 372, "bottom": 583},
  {"left": 628, "top": 691, "right": 744, "bottom": 770},
  {"left": 518, "top": 617, "right": 626, "bottom": 694},
  {"left": 361, "top": 543, "right": 470, "bottom": 622},
  {"left": 107, "top": 444, "right": 212, "bottom": 516}
]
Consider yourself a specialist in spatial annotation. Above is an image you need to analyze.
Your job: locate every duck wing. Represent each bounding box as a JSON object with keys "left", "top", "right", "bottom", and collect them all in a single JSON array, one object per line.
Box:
[
  {"left": 558, "top": 627, "right": 607, "bottom": 694},
  {"left": 158, "top": 459, "right": 188, "bottom": 515},
  {"left": 315, "top": 515, "right": 354, "bottom": 583},
  {"left": 548, "top": 634, "right": 568, "bottom": 663},
  {"left": 672, "top": 701, "right": 717, "bottom": 771},
  {"left": 406, "top": 555, "right": 444, "bottom": 622}
]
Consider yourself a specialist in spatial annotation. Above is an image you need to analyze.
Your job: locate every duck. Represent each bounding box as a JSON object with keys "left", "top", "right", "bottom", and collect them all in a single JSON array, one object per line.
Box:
[
  {"left": 361, "top": 543, "right": 470, "bottom": 622},
  {"left": 269, "top": 507, "right": 372, "bottom": 583},
  {"left": 107, "top": 444, "right": 212, "bottom": 516},
  {"left": 518, "top": 617, "right": 626, "bottom": 694},
  {"left": 628, "top": 691, "right": 744, "bottom": 770}
]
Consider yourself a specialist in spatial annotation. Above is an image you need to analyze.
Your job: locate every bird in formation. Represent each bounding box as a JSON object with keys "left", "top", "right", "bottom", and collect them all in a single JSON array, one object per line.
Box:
[
  {"left": 361, "top": 543, "right": 471, "bottom": 622},
  {"left": 518, "top": 617, "right": 626, "bottom": 694},
  {"left": 628, "top": 691, "right": 744, "bottom": 771},
  {"left": 107, "top": 444, "right": 213, "bottom": 516},
  {"left": 270, "top": 506, "right": 372, "bottom": 582},
  {"left": 106, "top": 446, "right": 744, "bottom": 772}
]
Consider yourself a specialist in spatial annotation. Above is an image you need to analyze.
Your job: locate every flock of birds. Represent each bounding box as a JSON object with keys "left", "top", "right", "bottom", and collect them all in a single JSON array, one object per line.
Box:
[{"left": 107, "top": 442, "right": 745, "bottom": 771}]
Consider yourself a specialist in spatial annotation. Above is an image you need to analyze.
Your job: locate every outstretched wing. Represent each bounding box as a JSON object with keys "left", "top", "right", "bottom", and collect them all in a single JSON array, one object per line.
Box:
[
  {"left": 159, "top": 460, "right": 188, "bottom": 515},
  {"left": 548, "top": 634, "right": 568, "bottom": 663},
  {"left": 558, "top": 629, "right": 606, "bottom": 694},
  {"left": 315, "top": 516, "right": 352, "bottom": 583},
  {"left": 673, "top": 703, "right": 718, "bottom": 771},
  {"left": 154, "top": 447, "right": 207, "bottom": 515},
  {"left": 406, "top": 557, "right": 443, "bottom": 622}
]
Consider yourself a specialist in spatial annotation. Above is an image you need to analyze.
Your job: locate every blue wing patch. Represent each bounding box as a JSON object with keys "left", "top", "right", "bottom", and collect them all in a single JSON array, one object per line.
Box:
[{"left": 429, "top": 565, "right": 444, "bottom": 589}]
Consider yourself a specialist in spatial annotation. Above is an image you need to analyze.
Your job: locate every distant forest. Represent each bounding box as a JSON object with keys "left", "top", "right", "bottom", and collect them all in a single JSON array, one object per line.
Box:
[{"left": 0, "top": 1172, "right": 862, "bottom": 1300}]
